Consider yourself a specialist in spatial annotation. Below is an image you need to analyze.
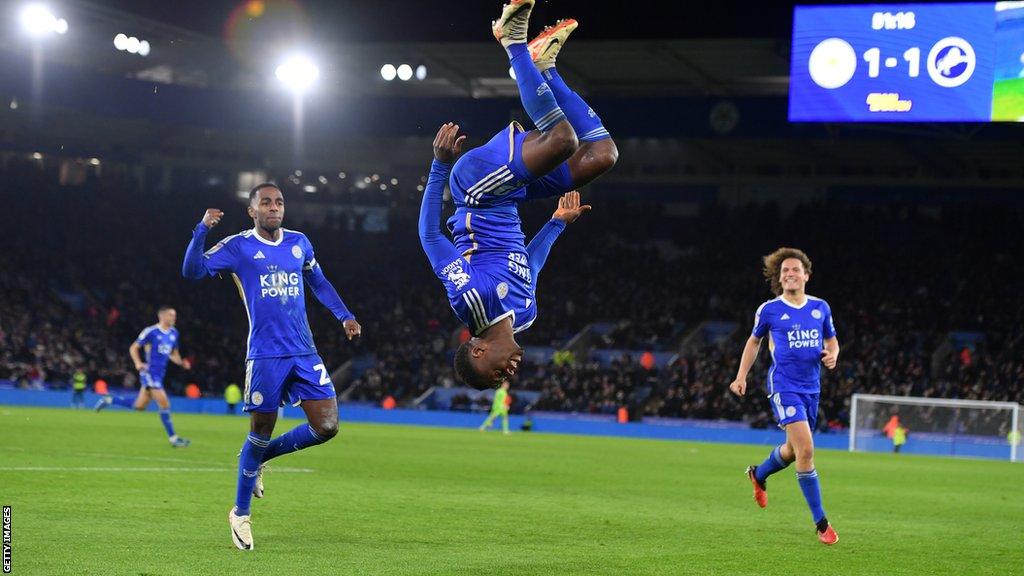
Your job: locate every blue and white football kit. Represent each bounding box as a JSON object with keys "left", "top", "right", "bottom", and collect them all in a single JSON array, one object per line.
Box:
[
  {"left": 749, "top": 294, "right": 837, "bottom": 531},
  {"left": 752, "top": 295, "right": 836, "bottom": 430},
  {"left": 98, "top": 323, "right": 186, "bottom": 444},
  {"left": 419, "top": 20, "right": 613, "bottom": 338},
  {"left": 420, "top": 159, "right": 566, "bottom": 337},
  {"left": 134, "top": 324, "right": 179, "bottom": 389},
  {"left": 183, "top": 225, "right": 353, "bottom": 412},
  {"left": 183, "top": 221, "right": 356, "bottom": 519}
]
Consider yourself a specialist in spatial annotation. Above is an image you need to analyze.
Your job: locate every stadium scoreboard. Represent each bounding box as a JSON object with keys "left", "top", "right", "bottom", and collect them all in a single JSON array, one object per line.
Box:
[{"left": 789, "top": 2, "right": 1024, "bottom": 121}]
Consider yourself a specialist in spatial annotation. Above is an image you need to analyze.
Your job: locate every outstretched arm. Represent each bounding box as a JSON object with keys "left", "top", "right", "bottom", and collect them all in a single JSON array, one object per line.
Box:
[
  {"left": 299, "top": 238, "right": 361, "bottom": 340},
  {"left": 419, "top": 123, "right": 467, "bottom": 270},
  {"left": 304, "top": 266, "right": 361, "bottom": 340},
  {"left": 526, "top": 191, "right": 589, "bottom": 277},
  {"left": 182, "top": 209, "right": 225, "bottom": 279}
]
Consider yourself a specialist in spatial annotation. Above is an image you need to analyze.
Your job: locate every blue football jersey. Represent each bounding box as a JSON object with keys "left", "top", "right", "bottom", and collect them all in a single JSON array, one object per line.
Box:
[
  {"left": 446, "top": 123, "right": 573, "bottom": 258},
  {"left": 447, "top": 204, "right": 528, "bottom": 260},
  {"left": 752, "top": 295, "right": 836, "bottom": 394},
  {"left": 433, "top": 251, "right": 537, "bottom": 336},
  {"left": 135, "top": 325, "right": 178, "bottom": 378},
  {"left": 200, "top": 228, "right": 322, "bottom": 359}
]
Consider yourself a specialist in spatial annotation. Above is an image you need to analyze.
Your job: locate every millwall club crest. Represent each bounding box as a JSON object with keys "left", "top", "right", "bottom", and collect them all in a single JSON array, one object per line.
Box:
[
  {"left": 496, "top": 282, "right": 509, "bottom": 299},
  {"left": 292, "top": 245, "right": 303, "bottom": 259},
  {"left": 811, "top": 309, "right": 822, "bottom": 320}
]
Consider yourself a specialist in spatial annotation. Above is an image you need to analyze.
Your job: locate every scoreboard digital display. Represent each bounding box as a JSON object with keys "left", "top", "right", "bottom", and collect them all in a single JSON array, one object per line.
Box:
[{"left": 789, "top": 2, "right": 1024, "bottom": 121}]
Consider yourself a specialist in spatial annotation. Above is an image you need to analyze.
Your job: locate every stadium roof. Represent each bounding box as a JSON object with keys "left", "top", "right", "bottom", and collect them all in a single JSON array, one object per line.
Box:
[{"left": 1, "top": 1, "right": 792, "bottom": 98}]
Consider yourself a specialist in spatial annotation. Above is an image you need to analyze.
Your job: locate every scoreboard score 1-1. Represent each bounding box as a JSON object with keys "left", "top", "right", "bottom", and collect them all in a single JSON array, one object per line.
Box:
[{"left": 789, "top": 2, "right": 1024, "bottom": 122}]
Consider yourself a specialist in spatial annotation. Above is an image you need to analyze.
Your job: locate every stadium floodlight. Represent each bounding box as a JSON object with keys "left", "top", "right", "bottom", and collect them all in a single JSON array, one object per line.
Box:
[
  {"left": 415, "top": 65, "right": 427, "bottom": 81},
  {"left": 397, "top": 64, "right": 413, "bottom": 81},
  {"left": 275, "top": 55, "right": 319, "bottom": 93},
  {"left": 381, "top": 64, "right": 397, "bottom": 81},
  {"left": 114, "top": 34, "right": 150, "bottom": 56},
  {"left": 20, "top": 4, "right": 64, "bottom": 37}
]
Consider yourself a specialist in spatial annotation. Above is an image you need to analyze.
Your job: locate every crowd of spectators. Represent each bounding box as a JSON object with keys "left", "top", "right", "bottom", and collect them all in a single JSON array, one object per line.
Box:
[{"left": 2, "top": 159, "right": 1021, "bottom": 430}]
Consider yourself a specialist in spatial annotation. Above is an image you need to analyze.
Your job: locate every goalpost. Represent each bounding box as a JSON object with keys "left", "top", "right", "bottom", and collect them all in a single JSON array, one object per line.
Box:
[{"left": 850, "top": 394, "right": 1022, "bottom": 462}]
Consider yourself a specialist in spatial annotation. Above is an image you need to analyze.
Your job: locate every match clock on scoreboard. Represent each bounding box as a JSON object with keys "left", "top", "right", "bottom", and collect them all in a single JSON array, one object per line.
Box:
[{"left": 789, "top": 2, "right": 1024, "bottom": 122}]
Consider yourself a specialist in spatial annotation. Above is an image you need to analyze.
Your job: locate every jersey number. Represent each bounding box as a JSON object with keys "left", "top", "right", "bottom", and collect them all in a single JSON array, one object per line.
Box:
[{"left": 313, "top": 363, "right": 332, "bottom": 386}]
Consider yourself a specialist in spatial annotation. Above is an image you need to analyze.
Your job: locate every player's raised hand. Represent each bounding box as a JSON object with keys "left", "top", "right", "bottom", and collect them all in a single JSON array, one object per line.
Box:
[
  {"left": 433, "top": 122, "right": 467, "bottom": 164},
  {"left": 729, "top": 378, "right": 747, "bottom": 397},
  {"left": 202, "top": 209, "right": 224, "bottom": 228},
  {"left": 821, "top": 348, "right": 838, "bottom": 370},
  {"left": 343, "top": 319, "right": 362, "bottom": 341},
  {"left": 552, "top": 191, "right": 592, "bottom": 224}
]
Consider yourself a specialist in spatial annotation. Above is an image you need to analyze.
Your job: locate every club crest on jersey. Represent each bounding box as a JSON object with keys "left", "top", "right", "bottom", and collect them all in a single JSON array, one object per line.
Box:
[
  {"left": 496, "top": 282, "right": 509, "bottom": 299},
  {"left": 251, "top": 391, "right": 264, "bottom": 406},
  {"left": 292, "top": 245, "right": 303, "bottom": 259},
  {"left": 441, "top": 258, "right": 471, "bottom": 290},
  {"left": 811, "top": 309, "right": 822, "bottom": 319}
]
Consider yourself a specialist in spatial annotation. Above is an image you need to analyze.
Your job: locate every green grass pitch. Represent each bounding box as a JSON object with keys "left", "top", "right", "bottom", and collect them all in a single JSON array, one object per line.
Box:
[
  {"left": 1, "top": 406, "right": 1021, "bottom": 575},
  {"left": 992, "top": 77, "right": 1024, "bottom": 121}
]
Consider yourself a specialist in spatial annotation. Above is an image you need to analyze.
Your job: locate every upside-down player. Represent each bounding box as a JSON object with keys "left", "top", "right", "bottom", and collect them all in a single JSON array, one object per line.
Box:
[{"left": 419, "top": 0, "right": 618, "bottom": 389}]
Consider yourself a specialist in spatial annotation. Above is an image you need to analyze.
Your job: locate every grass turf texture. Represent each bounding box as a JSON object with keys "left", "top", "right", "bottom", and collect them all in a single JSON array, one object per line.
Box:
[
  {"left": 1, "top": 406, "right": 1021, "bottom": 575},
  {"left": 992, "top": 77, "right": 1024, "bottom": 121}
]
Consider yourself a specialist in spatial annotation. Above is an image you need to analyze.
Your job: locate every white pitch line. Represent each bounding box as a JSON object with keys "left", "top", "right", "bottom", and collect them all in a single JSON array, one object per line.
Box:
[{"left": 0, "top": 466, "right": 314, "bottom": 473}]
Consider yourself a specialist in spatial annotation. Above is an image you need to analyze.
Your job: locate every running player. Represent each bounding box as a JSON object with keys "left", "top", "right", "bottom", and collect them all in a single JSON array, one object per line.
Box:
[
  {"left": 728, "top": 247, "right": 840, "bottom": 545},
  {"left": 95, "top": 306, "right": 192, "bottom": 448},
  {"left": 182, "top": 183, "right": 361, "bottom": 551}
]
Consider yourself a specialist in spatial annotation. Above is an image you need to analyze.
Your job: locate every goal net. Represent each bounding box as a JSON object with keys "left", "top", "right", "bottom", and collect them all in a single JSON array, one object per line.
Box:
[{"left": 849, "top": 394, "right": 1022, "bottom": 462}]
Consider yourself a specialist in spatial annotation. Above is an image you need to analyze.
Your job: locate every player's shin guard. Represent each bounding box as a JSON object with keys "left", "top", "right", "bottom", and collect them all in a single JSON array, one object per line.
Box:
[
  {"left": 260, "top": 424, "right": 327, "bottom": 463},
  {"left": 754, "top": 445, "right": 790, "bottom": 486},
  {"left": 159, "top": 409, "right": 176, "bottom": 438},
  {"left": 541, "top": 67, "right": 610, "bottom": 141},
  {"left": 235, "top": 433, "right": 270, "bottom": 516},
  {"left": 508, "top": 44, "right": 566, "bottom": 132},
  {"left": 796, "top": 468, "right": 827, "bottom": 524}
]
